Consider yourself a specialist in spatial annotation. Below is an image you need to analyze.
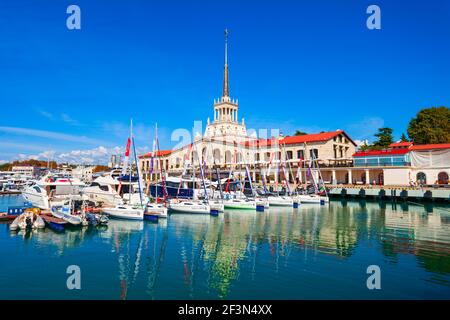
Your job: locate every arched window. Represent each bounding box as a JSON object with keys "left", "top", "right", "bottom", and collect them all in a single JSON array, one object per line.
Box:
[
  {"left": 438, "top": 172, "right": 449, "bottom": 185},
  {"left": 213, "top": 149, "right": 221, "bottom": 164},
  {"left": 416, "top": 172, "right": 426, "bottom": 184},
  {"left": 237, "top": 152, "right": 243, "bottom": 163},
  {"left": 225, "top": 151, "right": 232, "bottom": 163}
]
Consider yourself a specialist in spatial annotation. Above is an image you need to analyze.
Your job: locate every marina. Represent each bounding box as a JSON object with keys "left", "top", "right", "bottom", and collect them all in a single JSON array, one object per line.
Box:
[
  {"left": 0, "top": 0, "right": 449, "bottom": 303},
  {"left": 0, "top": 194, "right": 449, "bottom": 299}
]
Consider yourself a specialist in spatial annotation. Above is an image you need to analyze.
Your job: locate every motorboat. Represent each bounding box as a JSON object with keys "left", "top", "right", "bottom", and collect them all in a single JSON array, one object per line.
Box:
[
  {"left": 102, "top": 205, "right": 144, "bottom": 220},
  {"left": 10, "top": 210, "right": 45, "bottom": 231},
  {"left": 22, "top": 173, "right": 85, "bottom": 210},
  {"left": 168, "top": 199, "right": 210, "bottom": 214},
  {"left": 51, "top": 204, "right": 88, "bottom": 226},
  {"left": 82, "top": 176, "right": 124, "bottom": 206}
]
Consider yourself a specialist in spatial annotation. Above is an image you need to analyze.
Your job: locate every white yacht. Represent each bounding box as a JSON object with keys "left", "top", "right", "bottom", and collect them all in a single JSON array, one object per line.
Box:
[
  {"left": 22, "top": 173, "right": 85, "bottom": 210},
  {"left": 83, "top": 176, "right": 124, "bottom": 206}
]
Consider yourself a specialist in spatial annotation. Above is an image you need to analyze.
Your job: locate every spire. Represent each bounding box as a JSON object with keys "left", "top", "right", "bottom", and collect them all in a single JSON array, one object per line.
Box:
[{"left": 222, "top": 28, "right": 229, "bottom": 98}]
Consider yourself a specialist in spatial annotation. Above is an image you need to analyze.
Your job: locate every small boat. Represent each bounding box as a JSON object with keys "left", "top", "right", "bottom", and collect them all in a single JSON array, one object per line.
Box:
[
  {"left": 296, "top": 194, "right": 329, "bottom": 204},
  {"left": 52, "top": 205, "right": 88, "bottom": 226},
  {"left": 168, "top": 199, "right": 210, "bottom": 214},
  {"left": 146, "top": 203, "right": 168, "bottom": 218},
  {"left": 102, "top": 205, "right": 144, "bottom": 220},
  {"left": 10, "top": 210, "right": 45, "bottom": 231},
  {"left": 41, "top": 214, "right": 67, "bottom": 232},
  {"left": 223, "top": 198, "right": 256, "bottom": 210},
  {"left": 267, "top": 195, "right": 294, "bottom": 207}
]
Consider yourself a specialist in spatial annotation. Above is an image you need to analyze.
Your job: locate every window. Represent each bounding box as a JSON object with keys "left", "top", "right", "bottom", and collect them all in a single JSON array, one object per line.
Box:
[
  {"left": 438, "top": 172, "right": 449, "bottom": 184},
  {"left": 416, "top": 172, "right": 426, "bottom": 184},
  {"left": 309, "top": 149, "right": 318, "bottom": 159},
  {"left": 33, "top": 186, "right": 41, "bottom": 193},
  {"left": 297, "top": 150, "right": 304, "bottom": 159},
  {"left": 286, "top": 151, "right": 293, "bottom": 160}
]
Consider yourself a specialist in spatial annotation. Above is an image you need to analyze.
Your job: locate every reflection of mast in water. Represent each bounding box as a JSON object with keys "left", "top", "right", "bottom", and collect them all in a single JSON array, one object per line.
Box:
[
  {"left": 146, "top": 224, "right": 169, "bottom": 299},
  {"left": 115, "top": 229, "right": 144, "bottom": 300}
]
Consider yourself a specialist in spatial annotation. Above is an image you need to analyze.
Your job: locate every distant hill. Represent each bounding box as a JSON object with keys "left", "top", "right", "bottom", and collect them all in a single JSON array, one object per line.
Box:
[{"left": 0, "top": 159, "right": 58, "bottom": 171}]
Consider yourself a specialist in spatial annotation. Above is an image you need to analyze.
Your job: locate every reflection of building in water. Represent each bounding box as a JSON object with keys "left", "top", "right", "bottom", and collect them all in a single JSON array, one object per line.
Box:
[{"left": 381, "top": 207, "right": 450, "bottom": 274}]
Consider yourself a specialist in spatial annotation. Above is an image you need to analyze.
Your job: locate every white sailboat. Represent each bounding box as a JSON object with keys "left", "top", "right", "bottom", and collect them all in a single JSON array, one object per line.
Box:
[
  {"left": 169, "top": 143, "right": 211, "bottom": 214},
  {"left": 297, "top": 151, "right": 329, "bottom": 204},
  {"left": 103, "top": 119, "right": 145, "bottom": 221},
  {"left": 144, "top": 123, "right": 168, "bottom": 219},
  {"left": 168, "top": 199, "right": 210, "bottom": 214}
]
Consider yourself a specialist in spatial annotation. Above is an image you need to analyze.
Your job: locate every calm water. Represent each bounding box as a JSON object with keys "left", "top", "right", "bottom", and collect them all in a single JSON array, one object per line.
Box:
[{"left": 1, "top": 195, "right": 450, "bottom": 300}]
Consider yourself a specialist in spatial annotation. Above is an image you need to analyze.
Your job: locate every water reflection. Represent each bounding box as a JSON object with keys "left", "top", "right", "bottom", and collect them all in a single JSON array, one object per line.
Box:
[{"left": 3, "top": 200, "right": 450, "bottom": 299}]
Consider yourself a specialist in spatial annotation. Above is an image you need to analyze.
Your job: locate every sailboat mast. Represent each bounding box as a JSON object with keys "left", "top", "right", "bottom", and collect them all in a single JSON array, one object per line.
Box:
[{"left": 129, "top": 119, "right": 133, "bottom": 204}]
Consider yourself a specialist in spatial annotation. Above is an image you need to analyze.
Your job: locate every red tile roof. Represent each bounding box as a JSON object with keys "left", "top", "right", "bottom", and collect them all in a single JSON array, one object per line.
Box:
[
  {"left": 139, "top": 150, "right": 173, "bottom": 158},
  {"left": 410, "top": 143, "right": 450, "bottom": 151},
  {"left": 281, "top": 130, "right": 350, "bottom": 145},
  {"left": 353, "top": 149, "right": 410, "bottom": 157},
  {"left": 243, "top": 130, "right": 356, "bottom": 147},
  {"left": 389, "top": 142, "right": 413, "bottom": 148}
]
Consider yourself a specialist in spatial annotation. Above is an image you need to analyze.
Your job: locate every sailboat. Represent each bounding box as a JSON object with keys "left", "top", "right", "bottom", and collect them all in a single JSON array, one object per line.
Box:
[
  {"left": 296, "top": 151, "right": 329, "bottom": 204},
  {"left": 169, "top": 143, "right": 211, "bottom": 214},
  {"left": 103, "top": 119, "right": 145, "bottom": 220},
  {"left": 145, "top": 123, "right": 168, "bottom": 219},
  {"left": 261, "top": 148, "right": 293, "bottom": 207}
]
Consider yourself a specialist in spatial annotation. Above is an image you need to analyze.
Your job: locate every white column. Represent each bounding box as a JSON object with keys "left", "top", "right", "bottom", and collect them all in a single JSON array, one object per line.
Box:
[
  {"left": 365, "top": 169, "right": 370, "bottom": 185},
  {"left": 332, "top": 170, "right": 337, "bottom": 185},
  {"left": 348, "top": 169, "right": 352, "bottom": 185}
]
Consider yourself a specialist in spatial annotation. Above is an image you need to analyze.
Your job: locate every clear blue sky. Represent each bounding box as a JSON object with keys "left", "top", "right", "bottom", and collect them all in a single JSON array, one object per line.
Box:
[{"left": 0, "top": 0, "right": 449, "bottom": 164}]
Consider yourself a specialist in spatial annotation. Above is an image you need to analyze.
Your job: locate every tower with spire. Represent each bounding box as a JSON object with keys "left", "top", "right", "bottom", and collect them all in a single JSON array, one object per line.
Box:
[{"left": 205, "top": 29, "right": 247, "bottom": 139}]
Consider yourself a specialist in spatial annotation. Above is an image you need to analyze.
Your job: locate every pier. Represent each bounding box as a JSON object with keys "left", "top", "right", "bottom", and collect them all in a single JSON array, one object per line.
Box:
[{"left": 329, "top": 185, "right": 450, "bottom": 202}]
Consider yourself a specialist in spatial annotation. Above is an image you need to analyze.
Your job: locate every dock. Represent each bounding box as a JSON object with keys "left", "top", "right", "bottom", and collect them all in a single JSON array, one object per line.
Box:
[
  {"left": 0, "top": 191, "right": 21, "bottom": 196},
  {"left": 329, "top": 185, "right": 450, "bottom": 202}
]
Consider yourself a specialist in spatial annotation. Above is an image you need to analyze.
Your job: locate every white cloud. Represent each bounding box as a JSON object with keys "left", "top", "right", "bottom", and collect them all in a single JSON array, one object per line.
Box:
[
  {"left": 0, "top": 126, "right": 106, "bottom": 145},
  {"left": 58, "top": 146, "right": 117, "bottom": 164},
  {"left": 38, "top": 110, "right": 54, "bottom": 120},
  {"left": 0, "top": 160, "right": 7, "bottom": 165},
  {"left": 61, "top": 113, "right": 80, "bottom": 126}
]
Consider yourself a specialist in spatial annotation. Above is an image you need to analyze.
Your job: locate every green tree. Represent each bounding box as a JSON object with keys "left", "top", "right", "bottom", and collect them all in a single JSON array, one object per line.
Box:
[
  {"left": 371, "top": 127, "right": 393, "bottom": 150},
  {"left": 294, "top": 130, "right": 307, "bottom": 136},
  {"left": 400, "top": 133, "right": 409, "bottom": 142},
  {"left": 407, "top": 106, "right": 450, "bottom": 144}
]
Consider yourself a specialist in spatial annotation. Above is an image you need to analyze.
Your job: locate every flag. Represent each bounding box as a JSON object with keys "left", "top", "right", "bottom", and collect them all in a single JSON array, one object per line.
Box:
[{"left": 121, "top": 137, "right": 131, "bottom": 175}]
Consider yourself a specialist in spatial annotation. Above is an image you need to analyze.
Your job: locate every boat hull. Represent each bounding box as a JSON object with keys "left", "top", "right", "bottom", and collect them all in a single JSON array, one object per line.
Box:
[
  {"left": 102, "top": 207, "right": 144, "bottom": 220},
  {"left": 168, "top": 201, "right": 210, "bottom": 214},
  {"left": 223, "top": 200, "right": 256, "bottom": 210}
]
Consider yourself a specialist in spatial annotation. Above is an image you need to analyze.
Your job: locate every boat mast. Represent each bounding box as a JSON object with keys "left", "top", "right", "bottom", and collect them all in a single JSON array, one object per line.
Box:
[
  {"left": 132, "top": 121, "right": 144, "bottom": 208},
  {"left": 129, "top": 119, "right": 133, "bottom": 204}
]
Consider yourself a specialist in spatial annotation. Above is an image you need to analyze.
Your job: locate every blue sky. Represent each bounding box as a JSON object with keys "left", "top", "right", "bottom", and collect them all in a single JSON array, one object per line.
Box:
[{"left": 0, "top": 0, "right": 449, "bottom": 164}]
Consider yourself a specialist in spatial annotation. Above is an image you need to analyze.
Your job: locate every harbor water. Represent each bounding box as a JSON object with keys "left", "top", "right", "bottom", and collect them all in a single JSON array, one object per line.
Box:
[{"left": 0, "top": 195, "right": 449, "bottom": 300}]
